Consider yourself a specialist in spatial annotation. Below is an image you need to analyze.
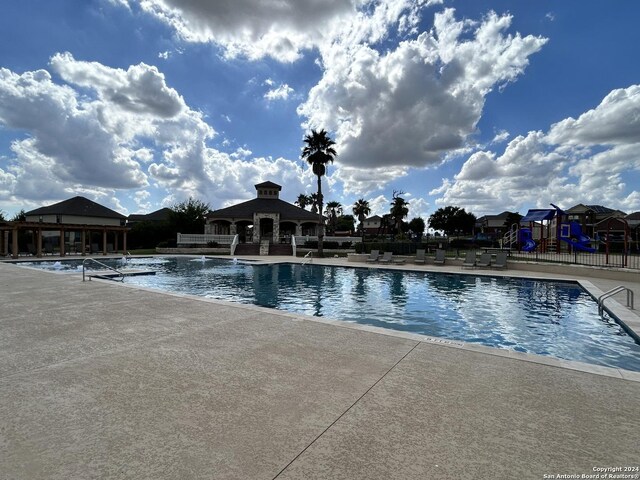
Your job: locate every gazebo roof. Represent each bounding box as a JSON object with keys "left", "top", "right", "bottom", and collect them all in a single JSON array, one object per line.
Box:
[
  {"left": 208, "top": 198, "right": 320, "bottom": 222},
  {"left": 25, "top": 196, "right": 126, "bottom": 219},
  {"left": 255, "top": 181, "right": 282, "bottom": 190}
]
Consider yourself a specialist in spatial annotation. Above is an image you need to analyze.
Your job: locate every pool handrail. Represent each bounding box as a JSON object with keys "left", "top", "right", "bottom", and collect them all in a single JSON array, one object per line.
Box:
[
  {"left": 598, "top": 285, "right": 634, "bottom": 316},
  {"left": 82, "top": 258, "right": 125, "bottom": 282}
]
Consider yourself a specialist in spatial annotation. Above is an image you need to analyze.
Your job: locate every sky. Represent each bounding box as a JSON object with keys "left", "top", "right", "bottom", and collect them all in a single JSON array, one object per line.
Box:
[{"left": 1, "top": 0, "right": 639, "bottom": 223}]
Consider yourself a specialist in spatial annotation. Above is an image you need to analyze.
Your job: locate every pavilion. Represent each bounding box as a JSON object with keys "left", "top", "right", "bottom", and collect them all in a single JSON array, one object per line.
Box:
[{"left": 205, "top": 181, "right": 321, "bottom": 244}]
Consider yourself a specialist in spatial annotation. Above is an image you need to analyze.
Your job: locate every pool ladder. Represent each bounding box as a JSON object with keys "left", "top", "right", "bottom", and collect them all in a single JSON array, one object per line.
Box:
[
  {"left": 302, "top": 251, "right": 313, "bottom": 265},
  {"left": 598, "top": 285, "right": 634, "bottom": 316},
  {"left": 82, "top": 258, "right": 125, "bottom": 282}
]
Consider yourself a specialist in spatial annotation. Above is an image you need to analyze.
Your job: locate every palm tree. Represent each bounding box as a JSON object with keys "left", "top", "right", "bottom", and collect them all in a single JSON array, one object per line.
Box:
[
  {"left": 352, "top": 198, "right": 371, "bottom": 241},
  {"left": 309, "top": 193, "right": 319, "bottom": 214},
  {"left": 324, "top": 201, "right": 343, "bottom": 234},
  {"left": 295, "top": 194, "right": 312, "bottom": 210},
  {"left": 390, "top": 190, "right": 409, "bottom": 237},
  {"left": 301, "top": 129, "right": 336, "bottom": 257}
]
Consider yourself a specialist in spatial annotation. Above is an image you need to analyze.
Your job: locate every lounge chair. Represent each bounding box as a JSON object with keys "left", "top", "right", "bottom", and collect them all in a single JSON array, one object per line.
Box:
[
  {"left": 434, "top": 249, "right": 446, "bottom": 265},
  {"left": 462, "top": 251, "right": 476, "bottom": 269},
  {"left": 414, "top": 249, "right": 426, "bottom": 264},
  {"left": 366, "top": 249, "right": 380, "bottom": 263},
  {"left": 378, "top": 251, "right": 393, "bottom": 264},
  {"left": 476, "top": 252, "right": 492, "bottom": 268},
  {"left": 393, "top": 255, "right": 406, "bottom": 265},
  {"left": 491, "top": 251, "right": 508, "bottom": 270}
]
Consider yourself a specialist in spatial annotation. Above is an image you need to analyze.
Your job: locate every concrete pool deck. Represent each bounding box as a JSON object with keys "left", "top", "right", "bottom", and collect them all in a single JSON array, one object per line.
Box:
[{"left": 1, "top": 257, "right": 639, "bottom": 479}]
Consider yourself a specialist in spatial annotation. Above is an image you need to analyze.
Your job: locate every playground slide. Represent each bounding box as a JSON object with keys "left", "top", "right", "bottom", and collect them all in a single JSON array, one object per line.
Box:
[
  {"left": 519, "top": 228, "right": 537, "bottom": 252},
  {"left": 559, "top": 221, "right": 597, "bottom": 253}
]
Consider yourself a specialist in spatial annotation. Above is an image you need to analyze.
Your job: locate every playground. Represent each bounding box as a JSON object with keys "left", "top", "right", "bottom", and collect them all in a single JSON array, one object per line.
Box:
[{"left": 503, "top": 204, "right": 635, "bottom": 269}]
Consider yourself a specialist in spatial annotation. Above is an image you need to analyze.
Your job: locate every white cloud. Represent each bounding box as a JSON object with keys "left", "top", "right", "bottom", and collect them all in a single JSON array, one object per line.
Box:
[
  {"left": 432, "top": 84, "right": 640, "bottom": 215},
  {"left": 264, "top": 83, "right": 294, "bottom": 101},
  {"left": 546, "top": 85, "right": 640, "bottom": 147},
  {"left": 298, "top": 8, "right": 547, "bottom": 195}
]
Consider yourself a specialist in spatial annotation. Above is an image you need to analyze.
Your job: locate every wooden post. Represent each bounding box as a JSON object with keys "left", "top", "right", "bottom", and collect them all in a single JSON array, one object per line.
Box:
[
  {"left": 59, "top": 229, "right": 65, "bottom": 257},
  {"left": 81, "top": 229, "right": 86, "bottom": 256},
  {"left": 123, "top": 231, "right": 127, "bottom": 254},
  {"left": 12, "top": 226, "right": 18, "bottom": 259},
  {"left": 36, "top": 228, "right": 43, "bottom": 258},
  {"left": 102, "top": 229, "right": 107, "bottom": 255}
]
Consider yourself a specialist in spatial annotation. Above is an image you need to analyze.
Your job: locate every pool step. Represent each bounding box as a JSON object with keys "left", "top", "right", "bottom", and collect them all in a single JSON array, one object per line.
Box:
[{"left": 87, "top": 269, "right": 156, "bottom": 281}]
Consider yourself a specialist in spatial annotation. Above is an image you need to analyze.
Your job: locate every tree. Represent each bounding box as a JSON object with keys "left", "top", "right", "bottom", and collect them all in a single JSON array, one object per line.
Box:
[
  {"left": 390, "top": 191, "right": 409, "bottom": 236},
  {"left": 0, "top": 210, "right": 5, "bottom": 221},
  {"left": 309, "top": 193, "right": 319, "bottom": 214},
  {"left": 352, "top": 198, "right": 371, "bottom": 240},
  {"left": 428, "top": 206, "right": 476, "bottom": 236},
  {"left": 504, "top": 211, "right": 523, "bottom": 230},
  {"left": 169, "top": 198, "right": 211, "bottom": 234},
  {"left": 295, "top": 194, "right": 312, "bottom": 210},
  {"left": 301, "top": 128, "right": 336, "bottom": 257},
  {"left": 324, "top": 201, "right": 343, "bottom": 234},
  {"left": 335, "top": 214, "right": 355, "bottom": 233},
  {"left": 11, "top": 210, "right": 26, "bottom": 222},
  {"left": 408, "top": 217, "right": 426, "bottom": 240}
]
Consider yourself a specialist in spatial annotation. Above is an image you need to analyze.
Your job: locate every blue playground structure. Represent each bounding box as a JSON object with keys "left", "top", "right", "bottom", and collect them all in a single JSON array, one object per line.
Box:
[
  {"left": 518, "top": 227, "right": 536, "bottom": 252},
  {"left": 551, "top": 204, "right": 597, "bottom": 253},
  {"left": 507, "top": 204, "right": 598, "bottom": 253}
]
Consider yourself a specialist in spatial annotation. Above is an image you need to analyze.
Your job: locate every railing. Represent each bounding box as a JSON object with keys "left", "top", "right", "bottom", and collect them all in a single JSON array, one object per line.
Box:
[
  {"left": 294, "top": 235, "right": 362, "bottom": 246},
  {"left": 509, "top": 250, "right": 639, "bottom": 270},
  {"left": 82, "top": 258, "right": 125, "bottom": 282},
  {"left": 291, "top": 235, "right": 297, "bottom": 257},
  {"left": 176, "top": 233, "right": 236, "bottom": 245},
  {"left": 302, "top": 250, "right": 313, "bottom": 265},
  {"left": 230, "top": 234, "right": 239, "bottom": 256},
  {"left": 598, "top": 285, "right": 634, "bottom": 316}
]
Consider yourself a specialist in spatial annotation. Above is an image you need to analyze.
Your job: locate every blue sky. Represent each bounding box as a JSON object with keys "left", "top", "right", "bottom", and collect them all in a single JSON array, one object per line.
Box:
[{"left": 1, "top": 0, "right": 639, "bottom": 222}]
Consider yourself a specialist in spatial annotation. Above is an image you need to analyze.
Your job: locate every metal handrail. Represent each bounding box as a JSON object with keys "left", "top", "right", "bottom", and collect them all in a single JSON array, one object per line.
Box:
[
  {"left": 82, "top": 258, "right": 125, "bottom": 282},
  {"left": 230, "top": 234, "right": 239, "bottom": 256},
  {"left": 598, "top": 285, "right": 634, "bottom": 316},
  {"left": 291, "top": 234, "right": 297, "bottom": 257},
  {"left": 302, "top": 250, "right": 313, "bottom": 265}
]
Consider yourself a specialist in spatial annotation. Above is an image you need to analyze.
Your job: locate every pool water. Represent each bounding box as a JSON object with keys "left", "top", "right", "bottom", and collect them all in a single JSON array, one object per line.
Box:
[{"left": 17, "top": 256, "right": 640, "bottom": 371}]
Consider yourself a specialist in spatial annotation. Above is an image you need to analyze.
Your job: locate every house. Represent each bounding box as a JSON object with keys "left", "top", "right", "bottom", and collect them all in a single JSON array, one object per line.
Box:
[
  {"left": 205, "top": 181, "right": 320, "bottom": 246},
  {"left": 127, "top": 207, "right": 172, "bottom": 225},
  {"left": 564, "top": 204, "right": 627, "bottom": 237},
  {"left": 1, "top": 196, "right": 129, "bottom": 258},
  {"left": 362, "top": 215, "right": 382, "bottom": 235},
  {"left": 475, "top": 211, "right": 515, "bottom": 236}
]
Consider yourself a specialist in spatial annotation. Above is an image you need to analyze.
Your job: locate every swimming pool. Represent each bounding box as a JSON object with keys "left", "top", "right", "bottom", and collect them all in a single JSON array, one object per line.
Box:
[{"left": 15, "top": 256, "right": 640, "bottom": 371}]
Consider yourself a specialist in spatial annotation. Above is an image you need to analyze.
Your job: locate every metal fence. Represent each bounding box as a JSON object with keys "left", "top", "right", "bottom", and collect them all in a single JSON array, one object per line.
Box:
[{"left": 507, "top": 250, "right": 640, "bottom": 270}]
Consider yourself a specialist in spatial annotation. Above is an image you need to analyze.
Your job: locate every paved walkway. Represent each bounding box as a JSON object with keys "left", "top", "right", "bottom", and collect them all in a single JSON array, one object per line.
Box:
[{"left": 1, "top": 258, "right": 639, "bottom": 479}]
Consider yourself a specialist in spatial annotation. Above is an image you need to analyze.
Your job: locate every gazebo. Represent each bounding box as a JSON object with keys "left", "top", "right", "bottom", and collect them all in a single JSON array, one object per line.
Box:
[
  {"left": 206, "top": 182, "right": 321, "bottom": 245},
  {"left": 1, "top": 196, "right": 129, "bottom": 259}
]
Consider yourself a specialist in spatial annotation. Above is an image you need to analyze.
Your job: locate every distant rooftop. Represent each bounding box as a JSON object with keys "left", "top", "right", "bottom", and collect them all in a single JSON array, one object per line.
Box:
[{"left": 25, "top": 196, "right": 126, "bottom": 219}]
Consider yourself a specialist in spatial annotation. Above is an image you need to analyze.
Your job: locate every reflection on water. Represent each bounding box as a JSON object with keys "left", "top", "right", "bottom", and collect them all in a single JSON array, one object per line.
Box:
[{"left": 16, "top": 257, "right": 640, "bottom": 371}]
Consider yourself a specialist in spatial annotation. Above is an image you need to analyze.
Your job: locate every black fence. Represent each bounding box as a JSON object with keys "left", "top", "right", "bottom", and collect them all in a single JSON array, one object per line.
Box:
[{"left": 507, "top": 250, "right": 639, "bottom": 270}]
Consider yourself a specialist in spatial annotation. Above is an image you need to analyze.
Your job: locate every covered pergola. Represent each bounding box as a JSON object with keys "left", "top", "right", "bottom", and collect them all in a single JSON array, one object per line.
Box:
[{"left": 0, "top": 220, "right": 129, "bottom": 259}]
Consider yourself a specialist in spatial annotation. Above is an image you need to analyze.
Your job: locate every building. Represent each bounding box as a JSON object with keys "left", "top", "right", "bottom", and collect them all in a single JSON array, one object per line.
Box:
[
  {"left": 564, "top": 204, "right": 627, "bottom": 237},
  {"left": 205, "top": 181, "right": 320, "bottom": 245},
  {"left": 475, "top": 211, "right": 515, "bottom": 237},
  {"left": 127, "top": 207, "right": 172, "bottom": 225},
  {"left": 361, "top": 215, "right": 383, "bottom": 235},
  {"left": 1, "top": 196, "right": 129, "bottom": 258}
]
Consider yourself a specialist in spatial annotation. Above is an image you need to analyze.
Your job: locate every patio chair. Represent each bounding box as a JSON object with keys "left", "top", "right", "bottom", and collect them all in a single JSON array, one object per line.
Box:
[
  {"left": 491, "top": 251, "right": 508, "bottom": 270},
  {"left": 414, "top": 249, "right": 426, "bottom": 264},
  {"left": 366, "top": 249, "right": 380, "bottom": 263},
  {"left": 434, "top": 249, "right": 446, "bottom": 265},
  {"left": 378, "top": 251, "right": 393, "bottom": 264},
  {"left": 476, "top": 252, "right": 492, "bottom": 268},
  {"left": 462, "top": 251, "right": 476, "bottom": 269}
]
